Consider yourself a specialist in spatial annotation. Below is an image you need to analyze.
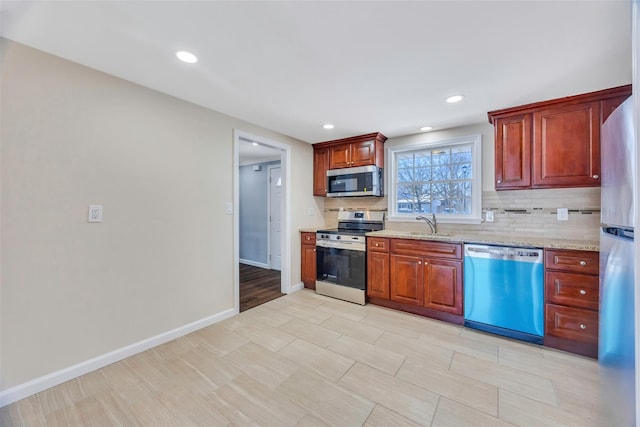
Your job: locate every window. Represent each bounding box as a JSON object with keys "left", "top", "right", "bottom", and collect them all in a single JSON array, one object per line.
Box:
[{"left": 387, "top": 135, "right": 482, "bottom": 224}]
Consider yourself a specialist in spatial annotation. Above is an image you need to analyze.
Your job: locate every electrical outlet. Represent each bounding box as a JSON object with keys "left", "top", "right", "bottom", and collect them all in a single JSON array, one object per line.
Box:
[
  {"left": 485, "top": 211, "right": 494, "bottom": 222},
  {"left": 88, "top": 205, "right": 103, "bottom": 223},
  {"left": 557, "top": 208, "right": 569, "bottom": 221}
]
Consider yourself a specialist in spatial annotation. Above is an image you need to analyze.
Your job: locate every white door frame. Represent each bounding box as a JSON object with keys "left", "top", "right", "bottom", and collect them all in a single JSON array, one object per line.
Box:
[
  {"left": 233, "top": 130, "right": 291, "bottom": 314},
  {"left": 267, "top": 164, "right": 282, "bottom": 271}
]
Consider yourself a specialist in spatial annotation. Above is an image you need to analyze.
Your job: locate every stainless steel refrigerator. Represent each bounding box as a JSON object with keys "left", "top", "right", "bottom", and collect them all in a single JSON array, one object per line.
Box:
[{"left": 599, "top": 96, "right": 636, "bottom": 426}]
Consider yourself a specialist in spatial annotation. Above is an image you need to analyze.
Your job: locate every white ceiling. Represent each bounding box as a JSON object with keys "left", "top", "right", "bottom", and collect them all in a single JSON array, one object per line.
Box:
[{"left": 0, "top": 0, "right": 632, "bottom": 147}]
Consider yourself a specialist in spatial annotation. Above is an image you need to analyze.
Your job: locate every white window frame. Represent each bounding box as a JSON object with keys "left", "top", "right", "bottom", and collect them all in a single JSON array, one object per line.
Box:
[{"left": 387, "top": 134, "right": 482, "bottom": 224}]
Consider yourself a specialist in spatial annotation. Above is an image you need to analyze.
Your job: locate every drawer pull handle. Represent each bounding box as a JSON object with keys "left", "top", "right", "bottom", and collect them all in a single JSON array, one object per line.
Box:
[
  {"left": 579, "top": 261, "right": 587, "bottom": 266},
  {"left": 375, "top": 243, "right": 379, "bottom": 247},
  {"left": 580, "top": 324, "right": 587, "bottom": 330},
  {"left": 579, "top": 289, "right": 587, "bottom": 295}
]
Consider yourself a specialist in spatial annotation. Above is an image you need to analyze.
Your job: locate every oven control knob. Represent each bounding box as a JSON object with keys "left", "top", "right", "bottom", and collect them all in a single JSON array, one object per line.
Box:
[{"left": 336, "top": 236, "right": 341, "bottom": 240}]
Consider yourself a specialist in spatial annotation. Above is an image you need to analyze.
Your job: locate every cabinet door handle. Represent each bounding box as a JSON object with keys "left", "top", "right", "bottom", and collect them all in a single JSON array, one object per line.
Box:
[
  {"left": 579, "top": 261, "right": 587, "bottom": 266},
  {"left": 497, "top": 179, "right": 502, "bottom": 184},
  {"left": 580, "top": 324, "right": 587, "bottom": 330},
  {"left": 593, "top": 174, "right": 599, "bottom": 179},
  {"left": 418, "top": 261, "right": 421, "bottom": 265},
  {"left": 579, "top": 289, "right": 587, "bottom": 295}
]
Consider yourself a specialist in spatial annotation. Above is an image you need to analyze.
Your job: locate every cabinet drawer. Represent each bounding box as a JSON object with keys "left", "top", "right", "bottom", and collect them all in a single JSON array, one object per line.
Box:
[
  {"left": 545, "top": 271, "right": 599, "bottom": 310},
  {"left": 545, "top": 249, "right": 599, "bottom": 275},
  {"left": 302, "top": 232, "right": 316, "bottom": 245},
  {"left": 545, "top": 304, "right": 598, "bottom": 344},
  {"left": 390, "top": 239, "right": 462, "bottom": 259},
  {"left": 368, "top": 237, "right": 389, "bottom": 252}
]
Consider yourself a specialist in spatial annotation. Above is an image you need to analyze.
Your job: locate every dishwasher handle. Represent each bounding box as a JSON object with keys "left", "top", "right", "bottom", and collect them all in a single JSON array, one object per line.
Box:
[{"left": 464, "top": 244, "right": 543, "bottom": 263}]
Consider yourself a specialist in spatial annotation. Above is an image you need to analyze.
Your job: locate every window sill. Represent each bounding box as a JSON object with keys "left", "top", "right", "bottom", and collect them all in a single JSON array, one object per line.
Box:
[{"left": 387, "top": 215, "right": 482, "bottom": 225}]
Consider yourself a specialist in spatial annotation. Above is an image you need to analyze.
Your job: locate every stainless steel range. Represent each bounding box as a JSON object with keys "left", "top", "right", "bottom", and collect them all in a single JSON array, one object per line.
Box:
[{"left": 316, "top": 211, "right": 384, "bottom": 305}]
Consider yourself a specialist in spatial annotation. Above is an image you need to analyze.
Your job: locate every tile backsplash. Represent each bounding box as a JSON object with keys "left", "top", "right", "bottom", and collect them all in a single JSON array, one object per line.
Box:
[{"left": 323, "top": 187, "right": 600, "bottom": 241}]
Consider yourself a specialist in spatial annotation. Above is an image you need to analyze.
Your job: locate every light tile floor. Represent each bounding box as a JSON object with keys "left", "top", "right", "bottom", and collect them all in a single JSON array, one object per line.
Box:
[{"left": 1, "top": 289, "right": 610, "bottom": 426}]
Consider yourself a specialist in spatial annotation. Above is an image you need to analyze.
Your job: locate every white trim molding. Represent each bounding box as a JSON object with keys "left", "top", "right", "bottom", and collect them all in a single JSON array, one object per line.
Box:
[
  {"left": 386, "top": 134, "right": 483, "bottom": 224},
  {"left": 239, "top": 258, "right": 270, "bottom": 269},
  {"left": 0, "top": 308, "right": 236, "bottom": 408},
  {"left": 233, "top": 129, "right": 292, "bottom": 313}
]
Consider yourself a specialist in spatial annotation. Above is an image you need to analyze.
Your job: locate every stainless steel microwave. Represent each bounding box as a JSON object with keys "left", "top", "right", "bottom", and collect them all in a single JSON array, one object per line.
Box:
[{"left": 326, "top": 165, "right": 383, "bottom": 197}]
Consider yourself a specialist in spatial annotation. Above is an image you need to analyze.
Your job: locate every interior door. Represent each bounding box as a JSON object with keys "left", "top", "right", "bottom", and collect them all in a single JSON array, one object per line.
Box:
[{"left": 269, "top": 166, "right": 282, "bottom": 270}]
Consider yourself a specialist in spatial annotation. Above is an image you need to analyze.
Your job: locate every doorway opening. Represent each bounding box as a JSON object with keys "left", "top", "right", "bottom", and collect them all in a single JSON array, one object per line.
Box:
[{"left": 233, "top": 130, "right": 291, "bottom": 313}]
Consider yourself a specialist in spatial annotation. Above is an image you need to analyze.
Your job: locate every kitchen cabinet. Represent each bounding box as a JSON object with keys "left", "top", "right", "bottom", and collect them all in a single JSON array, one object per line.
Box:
[
  {"left": 532, "top": 101, "right": 600, "bottom": 188},
  {"left": 488, "top": 85, "right": 631, "bottom": 191},
  {"left": 543, "top": 248, "right": 600, "bottom": 358},
  {"left": 301, "top": 232, "right": 316, "bottom": 289},
  {"left": 367, "top": 237, "right": 390, "bottom": 299},
  {"left": 329, "top": 139, "right": 378, "bottom": 169},
  {"left": 312, "top": 133, "right": 387, "bottom": 196},
  {"left": 494, "top": 114, "right": 532, "bottom": 189},
  {"left": 313, "top": 147, "right": 330, "bottom": 196},
  {"left": 367, "top": 238, "right": 463, "bottom": 323}
]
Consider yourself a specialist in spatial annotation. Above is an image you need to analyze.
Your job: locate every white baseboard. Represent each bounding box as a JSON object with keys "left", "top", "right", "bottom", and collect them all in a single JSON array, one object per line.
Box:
[
  {"left": 288, "top": 282, "right": 304, "bottom": 294},
  {"left": 0, "top": 307, "right": 237, "bottom": 408},
  {"left": 239, "top": 259, "right": 270, "bottom": 269}
]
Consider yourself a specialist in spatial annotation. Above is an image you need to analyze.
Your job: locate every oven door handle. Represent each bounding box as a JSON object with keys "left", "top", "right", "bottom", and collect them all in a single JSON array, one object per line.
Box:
[{"left": 316, "top": 241, "right": 366, "bottom": 252}]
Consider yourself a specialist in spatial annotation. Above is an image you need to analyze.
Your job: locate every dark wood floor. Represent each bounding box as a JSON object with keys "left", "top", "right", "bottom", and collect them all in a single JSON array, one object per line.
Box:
[{"left": 239, "top": 263, "right": 284, "bottom": 312}]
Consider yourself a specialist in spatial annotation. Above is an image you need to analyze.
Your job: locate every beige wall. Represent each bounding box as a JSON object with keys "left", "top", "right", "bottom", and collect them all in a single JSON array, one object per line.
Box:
[{"left": 0, "top": 39, "right": 323, "bottom": 390}]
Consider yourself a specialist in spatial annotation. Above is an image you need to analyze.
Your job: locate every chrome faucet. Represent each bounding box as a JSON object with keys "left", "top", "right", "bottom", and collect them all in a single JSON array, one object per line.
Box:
[{"left": 416, "top": 214, "right": 437, "bottom": 234}]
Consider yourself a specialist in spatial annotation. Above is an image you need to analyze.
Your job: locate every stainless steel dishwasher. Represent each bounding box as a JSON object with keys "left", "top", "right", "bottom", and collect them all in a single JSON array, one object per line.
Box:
[{"left": 463, "top": 244, "right": 544, "bottom": 344}]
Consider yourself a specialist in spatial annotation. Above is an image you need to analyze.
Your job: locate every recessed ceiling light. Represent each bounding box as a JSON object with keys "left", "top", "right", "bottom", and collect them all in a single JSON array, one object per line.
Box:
[
  {"left": 323, "top": 124, "right": 335, "bottom": 129},
  {"left": 419, "top": 126, "right": 433, "bottom": 132},
  {"left": 176, "top": 50, "right": 198, "bottom": 63},
  {"left": 446, "top": 95, "right": 464, "bottom": 103}
]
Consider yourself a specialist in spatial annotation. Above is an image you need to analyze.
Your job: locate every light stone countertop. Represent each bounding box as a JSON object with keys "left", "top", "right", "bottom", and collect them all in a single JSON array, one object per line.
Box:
[{"left": 366, "top": 230, "right": 600, "bottom": 252}]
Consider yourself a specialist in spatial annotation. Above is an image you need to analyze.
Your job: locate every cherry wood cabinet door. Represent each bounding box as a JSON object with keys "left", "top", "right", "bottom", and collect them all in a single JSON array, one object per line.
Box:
[
  {"left": 390, "top": 254, "right": 423, "bottom": 306},
  {"left": 328, "top": 143, "right": 351, "bottom": 169},
  {"left": 532, "top": 101, "right": 601, "bottom": 188},
  {"left": 545, "top": 303, "right": 598, "bottom": 344},
  {"left": 494, "top": 115, "right": 531, "bottom": 189},
  {"left": 423, "top": 259, "right": 463, "bottom": 314},
  {"left": 367, "top": 251, "right": 390, "bottom": 299},
  {"left": 301, "top": 241, "right": 317, "bottom": 289},
  {"left": 313, "top": 147, "right": 330, "bottom": 196},
  {"left": 350, "top": 140, "right": 376, "bottom": 167}
]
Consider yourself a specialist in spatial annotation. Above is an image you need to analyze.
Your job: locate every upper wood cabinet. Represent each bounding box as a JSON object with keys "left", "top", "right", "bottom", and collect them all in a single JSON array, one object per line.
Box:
[
  {"left": 488, "top": 85, "right": 631, "bottom": 191},
  {"left": 312, "top": 132, "right": 387, "bottom": 196},
  {"left": 313, "top": 147, "right": 330, "bottom": 196},
  {"left": 494, "top": 114, "right": 532, "bottom": 189},
  {"left": 329, "top": 139, "right": 378, "bottom": 168},
  {"left": 532, "top": 101, "right": 600, "bottom": 188}
]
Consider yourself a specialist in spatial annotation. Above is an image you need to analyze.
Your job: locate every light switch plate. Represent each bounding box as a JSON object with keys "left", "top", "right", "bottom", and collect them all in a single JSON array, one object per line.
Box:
[
  {"left": 308, "top": 207, "right": 314, "bottom": 216},
  {"left": 485, "top": 211, "right": 494, "bottom": 222},
  {"left": 88, "top": 205, "right": 103, "bottom": 223},
  {"left": 225, "top": 202, "right": 233, "bottom": 215},
  {"left": 557, "top": 208, "right": 569, "bottom": 221}
]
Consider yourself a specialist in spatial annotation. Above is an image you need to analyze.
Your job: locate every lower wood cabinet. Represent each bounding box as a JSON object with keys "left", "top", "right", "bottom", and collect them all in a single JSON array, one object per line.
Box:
[
  {"left": 367, "top": 237, "right": 390, "bottom": 299},
  {"left": 423, "top": 258, "right": 463, "bottom": 314},
  {"left": 543, "top": 249, "right": 600, "bottom": 358},
  {"left": 368, "top": 237, "right": 463, "bottom": 324},
  {"left": 301, "top": 232, "right": 316, "bottom": 289}
]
